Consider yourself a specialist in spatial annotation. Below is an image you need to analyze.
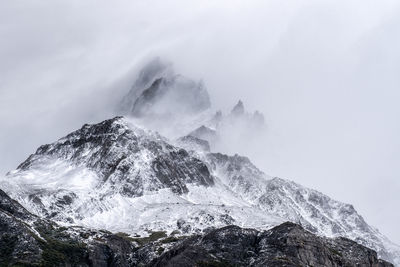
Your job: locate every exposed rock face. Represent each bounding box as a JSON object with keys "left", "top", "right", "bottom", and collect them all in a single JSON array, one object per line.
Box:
[
  {"left": 0, "top": 189, "right": 33, "bottom": 220},
  {"left": 0, "top": 190, "right": 42, "bottom": 265},
  {"left": 148, "top": 222, "right": 393, "bottom": 267},
  {"left": 19, "top": 117, "right": 214, "bottom": 193}
]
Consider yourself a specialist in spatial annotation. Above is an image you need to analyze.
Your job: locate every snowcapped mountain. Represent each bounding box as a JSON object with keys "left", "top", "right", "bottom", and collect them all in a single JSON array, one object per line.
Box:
[
  {"left": 0, "top": 58, "right": 399, "bottom": 266},
  {"left": 1, "top": 117, "right": 281, "bottom": 234},
  {"left": 1, "top": 116, "right": 399, "bottom": 265}
]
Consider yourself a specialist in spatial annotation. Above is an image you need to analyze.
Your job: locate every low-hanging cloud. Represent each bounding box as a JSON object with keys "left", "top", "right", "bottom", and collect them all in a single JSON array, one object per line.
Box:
[{"left": 0, "top": 0, "right": 399, "bottom": 243}]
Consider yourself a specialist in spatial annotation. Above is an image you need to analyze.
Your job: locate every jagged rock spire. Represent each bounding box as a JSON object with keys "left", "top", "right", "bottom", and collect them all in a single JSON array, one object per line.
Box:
[{"left": 231, "top": 100, "right": 245, "bottom": 116}]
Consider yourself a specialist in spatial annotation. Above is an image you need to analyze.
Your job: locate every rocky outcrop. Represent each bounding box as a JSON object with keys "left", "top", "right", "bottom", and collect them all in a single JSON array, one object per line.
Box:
[{"left": 147, "top": 222, "right": 393, "bottom": 267}]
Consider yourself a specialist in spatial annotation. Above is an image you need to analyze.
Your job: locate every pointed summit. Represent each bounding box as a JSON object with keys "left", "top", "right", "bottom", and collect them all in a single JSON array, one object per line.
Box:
[
  {"left": 121, "top": 58, "right": 211, "bottom": 118},
  {"left": 231, "top": 100, "right": 245, "bottom": 116}
]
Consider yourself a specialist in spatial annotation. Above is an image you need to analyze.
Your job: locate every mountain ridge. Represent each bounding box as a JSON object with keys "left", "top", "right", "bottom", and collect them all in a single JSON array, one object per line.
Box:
[{"left": 1, "top": 116, "right": 399, "bottom": 265}]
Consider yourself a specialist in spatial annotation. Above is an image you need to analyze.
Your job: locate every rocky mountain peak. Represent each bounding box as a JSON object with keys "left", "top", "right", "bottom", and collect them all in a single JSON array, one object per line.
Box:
[
  {"left": 5, "top": 117, "right": 215, "bottom": 224},
  {"left": 231, "top": 100, "right": 245, "bottom": 116},
  {"left": 122, "top": 58, "right": 211, "bottom": 118}
]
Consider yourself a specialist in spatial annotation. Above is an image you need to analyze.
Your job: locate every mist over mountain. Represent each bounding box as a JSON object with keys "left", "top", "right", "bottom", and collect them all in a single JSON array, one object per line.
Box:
[{"left": 119, "top": 59, "right": 266, "bottom": 146}]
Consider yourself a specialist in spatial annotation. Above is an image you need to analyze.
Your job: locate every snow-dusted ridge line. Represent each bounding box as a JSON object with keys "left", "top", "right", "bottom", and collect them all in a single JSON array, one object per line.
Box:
[{"left": 0, "top": 116, "right": 399, "bottom": 265}]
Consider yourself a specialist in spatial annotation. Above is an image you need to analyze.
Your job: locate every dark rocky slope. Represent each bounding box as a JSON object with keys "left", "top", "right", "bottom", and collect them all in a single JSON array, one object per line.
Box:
[
  {"left": 149, "top": 222, "right": 393, "bottom": 267},
  {"left": 0, "top": 188, "right": 134, "bottom": 266}
]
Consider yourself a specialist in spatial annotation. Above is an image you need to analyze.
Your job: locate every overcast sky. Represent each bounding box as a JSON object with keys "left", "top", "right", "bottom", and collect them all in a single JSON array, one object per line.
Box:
[{"left": 0, "top": 0, "right": 399, "bottom": 243}]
